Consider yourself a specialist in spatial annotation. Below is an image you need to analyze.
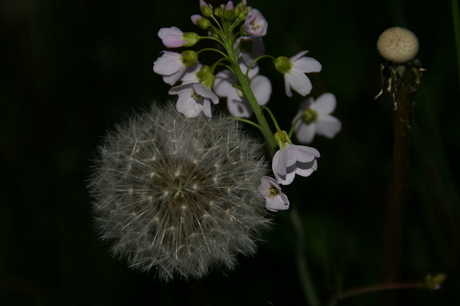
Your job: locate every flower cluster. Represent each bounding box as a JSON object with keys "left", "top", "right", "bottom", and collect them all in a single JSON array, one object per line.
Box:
[
  {"left": 153, "top": 0, "right": 321, "bottom": 119},
  {"left": 152, "top": 0, "right": 341, "bottom": 212}
]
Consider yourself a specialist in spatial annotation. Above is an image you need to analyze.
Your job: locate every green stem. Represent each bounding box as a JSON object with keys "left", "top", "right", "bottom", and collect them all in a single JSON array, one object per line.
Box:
[
  {"left": 452, "top": 0, "right": 460, "bottom": 88},
  {"left": 326, "top": 281, "right": 422, "bottom": 306},
  {"left": 290, "top": 206, "right": 320, "bottom": 306},
  {"left": 215, "top": 17, "right": 318, "bottom": 305},
  {"left": 231, "top": 55, "right": 277, "bottom": 151},
  {"left": 261, "top": 106, "right": 282, "bottom": 133},
  {"left": 229, "top": 117, "right": 261, "bottom": 129}
]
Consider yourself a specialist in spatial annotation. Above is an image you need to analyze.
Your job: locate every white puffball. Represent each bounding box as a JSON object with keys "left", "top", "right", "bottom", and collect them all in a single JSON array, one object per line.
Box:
[{"left": 377, "top": 27, "right": 419, "bottom": 63}]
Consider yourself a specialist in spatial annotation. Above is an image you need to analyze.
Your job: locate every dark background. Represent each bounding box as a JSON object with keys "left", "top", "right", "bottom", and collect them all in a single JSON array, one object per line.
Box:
[{"left": 1, "top": 0, "right": 459, "bottom": 305}]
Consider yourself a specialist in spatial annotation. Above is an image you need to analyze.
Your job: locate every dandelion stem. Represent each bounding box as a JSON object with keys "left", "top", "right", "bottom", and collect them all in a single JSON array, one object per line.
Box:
[
  {"left": 381, "top": 62, "right": 420, "bottom": 302},
  {"left": 290, "top": 206, "right": 320, "bottom": 306},
  {"left": 326, "top": 281, "right": 422, "bottom": 306},
  {"left": 452, "top": 0, "right": 460, "bottom": 88}
]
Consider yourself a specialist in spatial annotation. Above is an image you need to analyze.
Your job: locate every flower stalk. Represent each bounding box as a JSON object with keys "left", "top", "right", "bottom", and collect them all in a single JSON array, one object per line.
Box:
[
  {"left": 226, "top": 40, "right": 277, "bottom": 151},
  {"left": 382, "top": 60, "right": 421, "bottom": 300}
]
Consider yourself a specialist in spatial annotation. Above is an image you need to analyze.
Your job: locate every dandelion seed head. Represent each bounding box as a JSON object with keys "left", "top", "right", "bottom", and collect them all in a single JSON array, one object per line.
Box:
[{"left": 89, "top": 103, "right": 270, "bottom": 281}]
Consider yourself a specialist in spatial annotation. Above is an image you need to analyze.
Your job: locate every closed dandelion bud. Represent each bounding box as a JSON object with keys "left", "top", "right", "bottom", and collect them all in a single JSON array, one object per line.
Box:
[
  {"left": 377, "top": 26, "right": 419, "bottom": 63},
  {"left": 89, "top": 103, "right": 270, "bottom": 281}
]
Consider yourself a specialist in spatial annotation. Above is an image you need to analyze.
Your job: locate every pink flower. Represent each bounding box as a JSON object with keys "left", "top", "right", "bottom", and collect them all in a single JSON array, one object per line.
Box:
[
  {"left": 225, "top": 1, "right": 234, "bottom": 10},
  {"left": 292, "top": 93, "right": 342, "bottom": 144},
  {"left": 243, "top": 9, "right": 268, "bottom": 37},
  {"left": 158, "top": 27, "right": 186, "bottom": 48},
  {"left": 258, "top": 176, "right": 290, "bottom": 212}
]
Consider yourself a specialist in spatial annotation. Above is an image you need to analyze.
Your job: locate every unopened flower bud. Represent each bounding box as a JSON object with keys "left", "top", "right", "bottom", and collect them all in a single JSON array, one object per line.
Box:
[
  {"left": 274, "top": 130, "right": 292, "bottom": 149},
  {"left": 180, "top": 50, "right": 198, "bottom": 67},
  {"left": 377, "top": 26, "right": 419, "bottom": 63},
  {"left": 183, "top": 32, "right": 200, "bottom": 47},
  {"left": 192, "top": 15, "right": 211, "bottom": 29},
  {"left": 197, "top": 65, "right": 215, "bottom": 88},
  {"left": 214, "top": 5, "right": 224, "bottom": 17},
  {"left": 200, "top": 0, "right": 213, "bottom": 17},
  {"left": 274, "top": 56, "right": 292, "bottom": 74}
]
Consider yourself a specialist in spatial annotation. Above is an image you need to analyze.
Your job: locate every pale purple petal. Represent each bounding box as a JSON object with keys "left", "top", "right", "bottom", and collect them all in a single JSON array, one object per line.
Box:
[
  {"left": 293, "top": 57, "right": 322, "bottom": 73},
  {"left": 273, "top": 145, "right": 320, "bottom": 185},
  {"left": 311, "top": 93, "right": 336, "bottom": 114},
  {"left": 202, "top": 100, "right": 212, "bottom": 118},
  {"left": 180, "top": 63, "right": 202, "bottom": 84},
  {"left": 236, "top": 36, "right": 265, "bottom": 66},
  {"left": 169, "top": 83, "right": 217, "bottom": 118},
  {"left": 275, "top": 169, "right": 296, "bottom": 185},
  {"left": 191, "top": 14, "right": 201, "bottom": 25},
  {"left": 153, "top": 51, "right": 182, "bottom": 75},
  {"left": 153, "top": 51, "right": 186, "bottom": 85},
  {"left": 290, "top": 51, "right": 309, "bottom": 62},
  {"left": 295, "top": 159, "right": 318, "bottom": 178},
  {"left": 257, "top": 177, "right": 290, "bottom": 212},
  {"left": 294, "top": 117, "right": 316, "bottom": 144},
  {"left": 225, "top": 1, "right": 234, "bottom": 10},
  {"left": 284, "top": 75, "right": 293, "bottom": 97},
  {"left": 158, "top": 27, "right": 185, "bottom": 48},
  {"left": 296, "top": 145, "right": 320, "bottom": 162},
  {"left": 227, "top": 92, "right": 252, "bottom": 118},
  {"left": 265, "top": 191, "right": 290, "bottom": 212},
  {"left": 275, "top": 148, "right": 298, "bottom": 184},
  {"left": 272, "top": 150, "right": 284, "bottom": 177},
  {"left": 285, "top": 72, "right": 312, "bottom": 97},
  {"left": 251, "top": 74, "right": 271, "bottom": 106},
  {"left": 243, "top": 8, "right": 268, "bottom": 37},
  {"left": 315, "top": 114, "right": 342, "bottom": 138},
  {"left": 281, "top": 145, "right": 299, "bottom": 169},
  {"left": 193, "top": 83, "right": 219, "bottom": 105},
  {"left": 213, "top": 70, "right": 236, "bottom": 96},
  {"left": 243, "top": 62, "right": 259, "bottom": 79},
  {"left": 173, "top": 87, "right": 203, "bottom": 118}
]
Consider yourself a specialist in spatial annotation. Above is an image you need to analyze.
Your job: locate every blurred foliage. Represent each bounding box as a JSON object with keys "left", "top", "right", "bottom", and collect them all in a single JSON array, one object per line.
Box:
[{"left": 0, "top": 0, "right": 459, "bottom": 305}]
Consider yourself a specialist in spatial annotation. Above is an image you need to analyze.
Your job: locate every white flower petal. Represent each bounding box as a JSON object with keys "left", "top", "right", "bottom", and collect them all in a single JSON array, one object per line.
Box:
[
  {"left": 315, "top": 114, "right": 342, "bottom": 138},
  {"left": 213, "top": 70, "right": 236, "bottom": 96},
  {"left": 175, "top": 90, "right": 203, "bottom": 118},
  {"left": 202, "top": 100, "right": 212, "bottom": 118},
  {"left": 227, "top": 92, "right": 252, "bottom": 118},
  {"left": 243, "top": 9, "right": 268, "bottom": 37},
  {"left": 257, "top": 176, "right": 290, "bottom": 212},
  {"left": 295, "top": 120, "right": 316, "bottom": 144},
  {"left": 294, "top": 57, "right": 322, "bottom": 73},
  {"left": 290, "top": 51, "right": 309, "bottom": 62},
  {"left": 295, "top": 159, "right": 318, "bottom": 178},
  {"left": 180, "top": 63, "right": 202, "bottom": 84},
  {"left": 312, "top": 93, "right": 336, "bottom": 114},
  {"left": 251, "top": 74, "right": 271, "bottom": 106},
  {"left": 284, "top": 75, "right": 293, "bottom": 97},
  {"left": 236, "top": 37, "right": 265, "bottom": 66},
  {"left": 193, "top": 84, "right": 219, "bottom": 104},
  {"left": 285, "top": 72, "right": 312, "bottom": 97},
  {"left": 282, "top": 145, "right": 299, "bottom": 168},
  {"left": 296, "top": 145, "right": 320, "bottom": 161},
  {"left": 153, "top": 51, "right": 183, "bottom": 76}
]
